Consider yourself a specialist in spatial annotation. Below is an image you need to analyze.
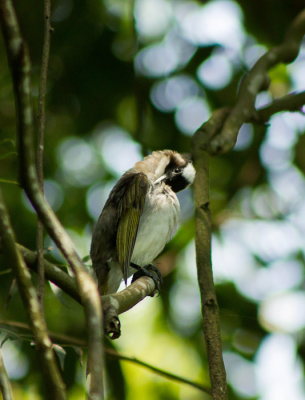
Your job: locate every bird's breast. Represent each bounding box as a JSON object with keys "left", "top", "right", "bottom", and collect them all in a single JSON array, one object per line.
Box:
[{"left": 131, "top": 185, "right": 180, "bottom": 267}]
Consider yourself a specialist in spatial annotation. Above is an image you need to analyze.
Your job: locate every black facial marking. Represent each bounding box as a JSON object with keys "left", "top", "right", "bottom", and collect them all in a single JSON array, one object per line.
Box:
[{"left": 165, "top": 174, "right": 189, "bottom": 193}]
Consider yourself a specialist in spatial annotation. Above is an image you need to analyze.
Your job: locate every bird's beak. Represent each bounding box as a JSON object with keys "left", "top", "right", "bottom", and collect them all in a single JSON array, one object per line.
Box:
[{"left": 154, "top": 174, "right": 167, "bottom": 184}]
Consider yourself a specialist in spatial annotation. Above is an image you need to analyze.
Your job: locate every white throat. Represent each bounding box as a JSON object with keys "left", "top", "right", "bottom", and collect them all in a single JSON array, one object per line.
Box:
[{"left": 182, "top": 163, "right": 196, "bottom": 185}]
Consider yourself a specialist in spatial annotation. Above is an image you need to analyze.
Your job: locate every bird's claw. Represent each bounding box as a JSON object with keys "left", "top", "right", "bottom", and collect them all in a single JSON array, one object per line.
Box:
[{"left": 132, "top": 264, "right": 162, "bottom": 296}]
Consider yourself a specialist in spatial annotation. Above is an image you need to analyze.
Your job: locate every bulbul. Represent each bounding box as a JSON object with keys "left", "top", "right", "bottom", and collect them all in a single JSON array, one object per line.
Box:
[{"left": 90, "top": 150, "right": 195, "bottom": 295}]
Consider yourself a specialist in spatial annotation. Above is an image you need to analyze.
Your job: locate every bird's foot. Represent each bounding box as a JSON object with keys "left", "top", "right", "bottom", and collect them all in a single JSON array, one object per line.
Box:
[{"left": 131, "top": 264, "right": 162, "bottom": 296}]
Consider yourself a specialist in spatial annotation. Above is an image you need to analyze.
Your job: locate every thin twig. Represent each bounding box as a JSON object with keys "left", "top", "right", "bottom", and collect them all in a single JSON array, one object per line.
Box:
[
  {"left": 0, "top": 346, "right": 13, "bottom": 400},
  {"left": 36, "top": 0, "right": 52, "bottom": 315},
  {"left": 106, "top": 349, "right": 212, "bottom": 395},
  {"left": 0, "top": 179, "right": 19, "bottom": 185},
  {"left": 0, "top": 1, "right": 104, "bottom": 398},
  {"left": 0, "top": 320, "right": 211, "bottom": 396},
  {"left": 0, "top": 269, "right": 12, "bottom": 276},
  {"left": 0, "top": 189, "right": 66, "bottom": 400}
]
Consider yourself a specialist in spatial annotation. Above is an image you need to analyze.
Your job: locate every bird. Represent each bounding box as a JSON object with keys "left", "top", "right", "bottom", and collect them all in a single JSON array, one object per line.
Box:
[{"left": 90, "top": 150, "right": 196, "bottom": 295}]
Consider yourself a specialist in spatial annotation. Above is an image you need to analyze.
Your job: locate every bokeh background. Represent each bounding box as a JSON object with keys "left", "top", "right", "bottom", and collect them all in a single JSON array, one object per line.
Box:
[{"left": 1, "top": 0, "right": 305, "bottom": 399}]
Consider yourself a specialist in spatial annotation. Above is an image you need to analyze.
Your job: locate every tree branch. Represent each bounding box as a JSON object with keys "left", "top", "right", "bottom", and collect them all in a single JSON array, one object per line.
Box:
[
  {"left": 101, "top": 275, "right": 156, "bottom": 339},
  {"left": 0, "top": 346, "right": 13, "bottom": 400},
  {"left": 0, "top": 320, "right": 212, "bottom": 396},
  {"left": 255, "top": 90, "right": 305, "bottom": 122},
  {"left": 21, "top": 245, "right": 158, "bottom": 339},
  {"left": 17, "top": 244, "right": 81, "bottom": 303},
  {"left": 0, "top": 189, "right": 66, "bottom": 400},
  {"left": 207, "top": 9, "right": 305, "bottom": 155},
  {"left": 0, "top": 2, "right": 104, "bottom": 398},
  {"left": 36, "top": 0, "right": 52, "bottom": 315},
  {"left": 191, "top": 110, "right": 229, "bottom": 400},
  {"left": 189, "top": 10, "right": 305, "bottom": 400},
  {"left": 0, "top": 243, "right": 158, "bottom": 339}
]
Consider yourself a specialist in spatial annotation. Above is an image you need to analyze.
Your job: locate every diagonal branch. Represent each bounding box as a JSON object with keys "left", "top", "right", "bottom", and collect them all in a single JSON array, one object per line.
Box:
[
  {"left": 16, "top": 244, "right": 81, "bottom": 303},
  {"left": 0, "top": 189, "right": 66, "bottom": 400},
  {"left": 0, "top": 1, "right": 104, "bottom": 398},
  {"left": 0, "top": 243, "right": 158, "bottom": 338},
  {"left": 106, "top": 349, "right": 212, "bottom": 395},
  {"left": 207, "top": 9, "right": 305, "bottom": 155},
  {"left": 17, "top": 243, "right": 157, "bottom": 338}
]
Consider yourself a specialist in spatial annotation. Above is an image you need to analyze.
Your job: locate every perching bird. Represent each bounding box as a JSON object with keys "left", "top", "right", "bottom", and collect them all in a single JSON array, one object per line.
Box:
[{"left": 90, "top": 150, "right": 196, "bottom": 295}]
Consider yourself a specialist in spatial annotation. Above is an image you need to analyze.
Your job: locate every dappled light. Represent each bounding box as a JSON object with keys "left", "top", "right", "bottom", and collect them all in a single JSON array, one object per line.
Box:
[
  {"left": 169, "top": 281, "right": 202, "bottom": 336},
  {"left": 135, "top": 33, "right": 196, "bottom": 77},
  {"left": 175, "top": 96, "right": 210, "bottom": 135},
  {"left": 197, "top": 51, "right": 233, "bottom": 90},
  {"left": 179, "top": 0, "right": 245, "bottom": 51},
  {"left": 259, "top": 291, "right": 305, "bottom": 332},
  {"left": 243, "top": 44, "right": 268, "bottom": 69},
  {"left": 94, "top": 125, "right": 142, "bottom": 177},
  {"left": 0, "top": 336, "right": 29, "bottom": 379},
  {"left": 224, "top": 352, "right": 257, "bottom": 398},
  {"left": 86, "top": 180, "right": 117, "bottom": 220},
  {"left": 21, "top": 179, "right": 64, "bottom": 212},
  {"left": 57, "top": 138, "right": 100, "bottom": 186},
  {"left": 234, "top": 124, "right": 253, "bottom": 151},
  {"left": 150, "top": 74, "right": 200, "bottom": 113},
  {"left": 255, "top": 334, "right": 305, "bottom": 400},
  {"left": 134, "top": 0, "right": 172, "bottom": 40}
]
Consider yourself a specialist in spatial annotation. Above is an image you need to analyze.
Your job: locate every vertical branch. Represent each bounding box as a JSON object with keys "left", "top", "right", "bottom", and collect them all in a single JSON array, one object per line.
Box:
[
  {"left": 191, "top": 109, "right": 229, "bottom": 400},
  {"left": 36, "top": 0, "right": 52, "bottom": 314},
  {"left": 0, "top": 346, "right": 13, "bottom": 400},
  {"left": 0, "top": 189, "right": 66, "bottom": 400},
  {"left": 0, "top": 1, "right": 105, "bottom": 398}
]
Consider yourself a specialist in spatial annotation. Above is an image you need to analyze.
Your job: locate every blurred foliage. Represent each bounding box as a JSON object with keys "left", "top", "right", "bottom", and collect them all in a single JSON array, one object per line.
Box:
[{"left": 0, "top": 0, "right": 305, "bottom": 399}]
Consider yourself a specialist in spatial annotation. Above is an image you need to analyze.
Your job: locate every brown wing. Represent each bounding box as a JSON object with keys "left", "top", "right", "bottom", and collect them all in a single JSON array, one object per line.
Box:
[{"left": 116, "top": 172, "right": 149, "bottom": 283}]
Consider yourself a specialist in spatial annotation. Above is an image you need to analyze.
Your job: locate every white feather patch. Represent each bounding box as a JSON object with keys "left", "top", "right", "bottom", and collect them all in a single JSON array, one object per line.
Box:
[{"left": 182, "top": 163, "right": 196, "bottom": 185}]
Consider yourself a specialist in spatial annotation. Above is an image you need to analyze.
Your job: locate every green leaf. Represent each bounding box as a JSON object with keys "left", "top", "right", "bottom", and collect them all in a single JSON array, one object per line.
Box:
[
  {"left": 53, "top": 344, "right": 67, "bottom": 370},
  {"left": 81, "top": 255, "right": 91, "bottom": 263}
]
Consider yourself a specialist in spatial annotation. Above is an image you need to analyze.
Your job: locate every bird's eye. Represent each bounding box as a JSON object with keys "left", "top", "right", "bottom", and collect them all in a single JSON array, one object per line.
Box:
[{"left": 174, "top": 168, "right": 181, "bottom": 173}]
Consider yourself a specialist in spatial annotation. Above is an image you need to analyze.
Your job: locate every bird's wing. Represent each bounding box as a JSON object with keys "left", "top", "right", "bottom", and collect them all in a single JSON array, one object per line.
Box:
[{"left": 116, "top": 172, "right": 150, "bottom": 283}]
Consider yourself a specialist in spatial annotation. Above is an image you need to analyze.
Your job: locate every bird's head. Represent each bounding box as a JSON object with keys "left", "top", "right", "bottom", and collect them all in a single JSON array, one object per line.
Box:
[{"left": 153, "top": 151, "right": 195, "bottom": 193}]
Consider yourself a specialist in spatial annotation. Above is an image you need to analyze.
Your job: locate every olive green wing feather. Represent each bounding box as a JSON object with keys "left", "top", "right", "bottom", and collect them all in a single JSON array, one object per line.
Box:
[{"left": 116, "top": 172, "right": 150, "bottom": 283}]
